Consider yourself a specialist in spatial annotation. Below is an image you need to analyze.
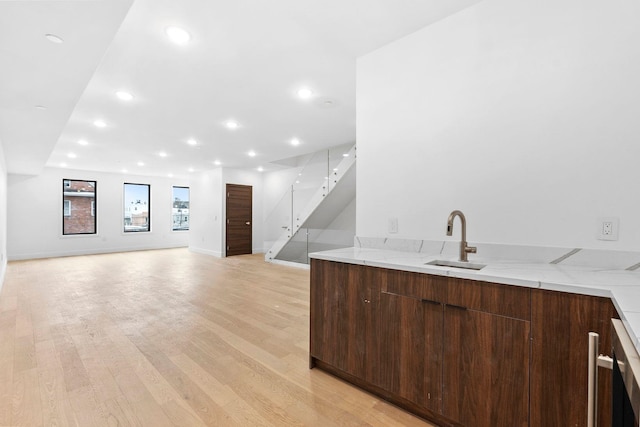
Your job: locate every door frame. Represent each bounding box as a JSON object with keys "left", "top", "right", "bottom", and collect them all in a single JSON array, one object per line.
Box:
[{"left": 224, "top": 183, "right": 253, "bottom": 257}]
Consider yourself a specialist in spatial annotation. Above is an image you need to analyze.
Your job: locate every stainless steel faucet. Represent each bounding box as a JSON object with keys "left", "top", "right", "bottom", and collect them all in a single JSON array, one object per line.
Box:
[{"left": 446, "top": 210, "right": 477, "bottom": 262}]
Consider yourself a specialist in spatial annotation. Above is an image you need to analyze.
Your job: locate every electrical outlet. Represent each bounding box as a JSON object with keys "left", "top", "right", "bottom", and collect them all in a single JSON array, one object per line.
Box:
[
  {"left": 388, "top": 217, "right": 398, "bottom": 234},
  {"left": 597, "top": 217, "right": 619, "bottom": 241}
]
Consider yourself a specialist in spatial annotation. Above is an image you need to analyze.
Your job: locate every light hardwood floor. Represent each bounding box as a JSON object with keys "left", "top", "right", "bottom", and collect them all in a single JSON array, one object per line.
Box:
[{"left": 0, "top": 249, "right": 432, "bottom": 426}]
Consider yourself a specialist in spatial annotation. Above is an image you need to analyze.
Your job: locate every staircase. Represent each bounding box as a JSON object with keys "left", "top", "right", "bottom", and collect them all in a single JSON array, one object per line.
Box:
[{"left": 265, "top": 145, "right": 356, "bottom": 264}]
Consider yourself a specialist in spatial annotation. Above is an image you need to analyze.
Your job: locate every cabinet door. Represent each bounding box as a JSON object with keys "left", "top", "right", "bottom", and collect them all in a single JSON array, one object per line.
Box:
[
  {"left": 531, "top": 289, "right": 617, "bottom": 427},
  {"left": 379, "top": 292, "right": 443, "bottom": 411},
  {"left": 351, "top": 264, "right": 380, "bottom": 383},
  {"left": 443, "top": 306, "right": 530, "bottom": 427},
  {"left": 309, "top": 260, "right": 379, "bottom": 380}
]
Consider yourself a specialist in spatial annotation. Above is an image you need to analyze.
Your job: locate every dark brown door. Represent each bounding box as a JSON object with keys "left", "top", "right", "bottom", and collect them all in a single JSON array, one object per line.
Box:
[{"left": 225, "top": 184, "right": 252, "bottom": 256}]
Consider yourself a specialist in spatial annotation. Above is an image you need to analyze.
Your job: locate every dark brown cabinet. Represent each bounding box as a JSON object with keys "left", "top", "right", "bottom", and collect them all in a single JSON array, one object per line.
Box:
[
  {"left": 380, "top": 293, "right": 444, "bottom": 411},
  {"left": 443, "top": 306, "right": 530, "bottom": 426},
  {"left": 309, "top": 260, "right": 380, "bottom": 383},
  {"left": 442, "top": 278, "right": 531, "bottom": 426},
  {"left": 310, "top": 259, "right": 619, "bottom": 427},
  {"left": 531, "top": 289, "right": 618, "bottom": 427}
]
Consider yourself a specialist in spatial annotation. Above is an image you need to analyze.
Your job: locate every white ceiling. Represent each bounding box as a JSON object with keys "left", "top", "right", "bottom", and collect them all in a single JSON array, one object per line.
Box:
[{"left": 0, "top": 0, "right": 479, "bottom": 178}]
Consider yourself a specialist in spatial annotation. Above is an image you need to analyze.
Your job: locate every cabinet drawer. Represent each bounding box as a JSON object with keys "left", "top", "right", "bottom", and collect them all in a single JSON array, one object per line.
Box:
[
  {"left": 446, "top": 278, "right": 531, "bottom": 320},
  {"left": 376, "top": 267, "right": 446, "bottom": 303}
]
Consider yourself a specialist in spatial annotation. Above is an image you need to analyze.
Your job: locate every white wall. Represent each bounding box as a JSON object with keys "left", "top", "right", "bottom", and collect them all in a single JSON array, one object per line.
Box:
[
  {"left": 357, "top": 0, "right": 640, "bottom": 250},
  {"left": 0, "top": 142, "right": 7, "bottom": 286},
  {"left": 189, "top": 167, "right": 264, "bottom": 256},
  {"left": 189, "top": 168, "right": 224, "bottom": 257},
  {"left": 7, "top": 167, "right": 189, "bottom": 260}
]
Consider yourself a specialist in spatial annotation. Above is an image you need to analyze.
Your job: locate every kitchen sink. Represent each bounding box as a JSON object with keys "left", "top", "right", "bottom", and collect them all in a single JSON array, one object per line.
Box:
[{"left": 425, "top": 259, "right": 486, "bottom": 270}]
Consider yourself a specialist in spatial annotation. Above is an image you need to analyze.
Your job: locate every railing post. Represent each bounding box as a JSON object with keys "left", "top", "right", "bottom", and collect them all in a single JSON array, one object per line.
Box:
[
  {"left": 290, "top": 184, "right": 294, "bottom": 237},
  {"left": 326, "top": 149, "right": 330, "bottom": 192}
]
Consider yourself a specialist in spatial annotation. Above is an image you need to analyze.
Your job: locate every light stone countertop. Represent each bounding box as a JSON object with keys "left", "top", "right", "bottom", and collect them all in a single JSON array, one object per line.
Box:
[{"left": 309, "top": 245, "right": 640, "bottom": 356}]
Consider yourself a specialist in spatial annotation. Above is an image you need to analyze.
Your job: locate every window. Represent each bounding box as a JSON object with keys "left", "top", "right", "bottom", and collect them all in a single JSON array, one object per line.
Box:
[
  {"left": 124, "top": 183, "right": 150, "bottom": 232},
  {"left": 62, "top": 179, "right": 96, "bottom": 235},
  {"left": 172, "top": 186, "right": 190, "bottom": 231}
]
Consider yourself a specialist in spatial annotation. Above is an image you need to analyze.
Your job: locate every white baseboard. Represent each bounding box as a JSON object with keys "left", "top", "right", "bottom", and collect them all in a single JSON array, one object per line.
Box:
[
  {"left": 8, "top": 244, "right": 188, "bottom": 261},
  {"left": 188, "top": 247, "right": 222, "bottom": 258},
  {"left": 268, "top": 259, "right": 310, "bottom": 270}
]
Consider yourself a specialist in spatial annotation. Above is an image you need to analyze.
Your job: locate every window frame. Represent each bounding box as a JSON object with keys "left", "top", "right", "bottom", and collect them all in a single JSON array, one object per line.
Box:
[
  {"left": 62, "top": 179, "right": 97, "bottom": 236},
  {"left": 171, "top": 186, "right": 190, "bottom": 231},
  {"left": 123, "top": 182, "right": 151, "bottom": 233}
]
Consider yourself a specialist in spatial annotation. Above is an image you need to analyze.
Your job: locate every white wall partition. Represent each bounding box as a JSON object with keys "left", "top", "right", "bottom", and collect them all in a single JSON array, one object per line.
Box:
[
  {"left": 7, "top": 167, "right": 189, "bottom": 260},
  {"left": 357, "top": 0, "right": 640, "bottom": 250},
  {"left": 188, "top": 168, "right": 224, "bottom": 257}
]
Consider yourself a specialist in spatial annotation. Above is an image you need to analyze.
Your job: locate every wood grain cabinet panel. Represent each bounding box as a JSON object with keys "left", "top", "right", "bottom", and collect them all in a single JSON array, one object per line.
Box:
[
  {"left": 309, "top": 259, "right": 380, "bottom": 383},
  {"left": 377, "top": 268, "right": 446, "bottom": 411},
  {"left": 531, "top": 289, "right": 618, "bottom": 427},
  {"left": 379, "top": 291, "right": 443, "bottom": 412},
  {"left": 310, "top": 260, "right": 620, "bottom": 427},
  {"left": 443, "top": 306, "right": 530, "bottom": 427},
  {"left": 446, "top": 277, "right": 531, "bottom": 320},
  {"left": 383, "top": 267, "right": 447, "bottom": 302}
]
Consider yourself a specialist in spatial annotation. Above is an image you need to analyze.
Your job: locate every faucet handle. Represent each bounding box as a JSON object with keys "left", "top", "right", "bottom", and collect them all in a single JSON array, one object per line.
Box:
[{"left": 465, "top": 245, "right": 477, "bottom": 254}]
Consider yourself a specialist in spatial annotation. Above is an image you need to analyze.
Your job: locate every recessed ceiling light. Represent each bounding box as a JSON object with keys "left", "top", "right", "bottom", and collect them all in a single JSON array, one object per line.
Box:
[
  {"left": 225, "top": 120, "right": 239, "bottom": 130},
  {"left": 60, "top": 162, "right": 67, "bottom": 168},
  {"left": 168, "top": 173, "right": 174, "bottom": 178},
  {"left": 290, "top": 138, "right": 301, "bottom": 146},
  {"left": 213, "top": 160, "right": 221, "bottom": 166},
  {"left": 248, "top": 150, "right": 256, "bottom": 157},
  {"left": 35, "top": 105, "right": 47, "bottom": 110},
  {"left": 121, "top": 168, "right": 128, "bottom": 173},
  {"left": 187, "top": 138, "right": 197, "bottom": 146},
  {"left": 67, "top": 152, "right": 77, "bottom": 159},
  {"left": 77, "top": 139, "right": 88, "bottom": 146},
  {"left": 93, "top": 119, "right": 106, "bottom": 128},
  {"left": 45, "top": 33, "right": 64, "bottom": 44},
  {"left": 159, "top": 151, "right": 168, "bottom": 158},
  {"left": 166, "top": 26, "right": 191, "bottom": 45},
  {"left": 297, "top": 87, "right": 313, "bottom": 99},
  {"left": 116, "top": 91, "right": 133, "bottom": 101},
  {"left": 333, "top": 168, "right": 338, "bottom": 171},
  {"left": 137, "top": 161, "right": 145, "bottom": 167},
  {"left": 295, "top": 180, "right": 300, "bottom": 184},
  {"left": 342, "top": 153, "right": 349, "bottom": 157},
  {"left": 188, "top": 167, "right": 195, "bottom": 173},
  {"left": 257, "top": 166, "right": 264, "bottom": 172}
]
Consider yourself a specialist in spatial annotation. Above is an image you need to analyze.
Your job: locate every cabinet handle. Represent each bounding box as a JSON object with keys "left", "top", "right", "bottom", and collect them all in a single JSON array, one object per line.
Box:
[
  {"left": 421, "top": 298, "right": 441, "bottom": 306},
  {"left": 446, "top": 304, "right": 467, "bottom": 311},
  {"left": 587, "top": 332, "right": 614, "bottom": 427}
]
